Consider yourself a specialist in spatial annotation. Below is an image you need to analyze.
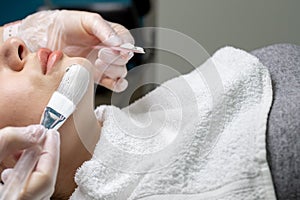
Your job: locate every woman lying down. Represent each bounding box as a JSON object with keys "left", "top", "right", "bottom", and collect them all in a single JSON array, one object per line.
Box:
[{"left": 0, "top": 10, "right": 299, "bottom": 200}]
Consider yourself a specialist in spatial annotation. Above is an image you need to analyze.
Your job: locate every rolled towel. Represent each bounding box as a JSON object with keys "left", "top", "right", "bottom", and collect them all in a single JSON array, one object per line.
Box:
[{"left": 70, "top": 47, "right": 276, "bottom": 200}]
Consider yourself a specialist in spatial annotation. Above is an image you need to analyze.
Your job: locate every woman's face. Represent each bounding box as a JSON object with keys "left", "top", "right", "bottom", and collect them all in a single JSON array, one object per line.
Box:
[
  {"left": 0, "top": 37, "right": 94, "bottom": 127},
  {"left": 0, "top": 37, "right": 95, "bottom": 197}
]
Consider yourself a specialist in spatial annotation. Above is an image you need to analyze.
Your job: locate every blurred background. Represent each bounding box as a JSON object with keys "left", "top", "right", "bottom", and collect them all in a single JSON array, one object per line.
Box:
[{"left": 1, "top": 0, "right": 299, "bottom": 106}]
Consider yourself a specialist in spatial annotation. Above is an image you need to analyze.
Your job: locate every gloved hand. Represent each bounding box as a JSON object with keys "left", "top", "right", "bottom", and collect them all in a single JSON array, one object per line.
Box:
[
  {"left": 3, "top": 10, "right": 134, "bottom": 92},
  {"left": 0, "top": 125, "right": 60, "bottom": 200}
]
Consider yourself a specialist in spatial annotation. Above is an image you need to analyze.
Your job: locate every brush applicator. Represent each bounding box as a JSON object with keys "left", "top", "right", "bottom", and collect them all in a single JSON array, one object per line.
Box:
[
  {"left": 0, "top": 64, "right": 90, "bottom": 200},
  {"left": 41, "top": 64, "right": 90, "bottom": 130}
]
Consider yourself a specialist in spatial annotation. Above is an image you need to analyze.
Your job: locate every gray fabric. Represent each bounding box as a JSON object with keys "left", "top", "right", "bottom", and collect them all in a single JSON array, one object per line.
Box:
[{"left": 251, "top": 44, "right": 300, "bottom": 200}]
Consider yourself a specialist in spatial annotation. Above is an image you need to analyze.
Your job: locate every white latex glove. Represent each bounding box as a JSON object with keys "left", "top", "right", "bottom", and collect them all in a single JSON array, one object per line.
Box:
[
  {"left": 3, "top": 10, "right": 135, "bottom": 92},
  {"left": 0, "top": 125, "right": 60, "bottom": 200}
]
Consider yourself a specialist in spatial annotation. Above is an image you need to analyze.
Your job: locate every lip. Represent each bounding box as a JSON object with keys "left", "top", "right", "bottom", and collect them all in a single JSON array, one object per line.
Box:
[
  {"left": 37, "top": 48, "right": 63, "bottom": 74},
  {"left": 47, "top": 50, "right": 63, "bottom": 74},
  {"left": 37, "top": 48, "right": 51, "bottom": 74}
]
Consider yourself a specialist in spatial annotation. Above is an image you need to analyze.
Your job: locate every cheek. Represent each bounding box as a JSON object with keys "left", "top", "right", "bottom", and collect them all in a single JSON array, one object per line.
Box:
[{"left": 0, "top": 80, "right": 54, "bottom": 127}]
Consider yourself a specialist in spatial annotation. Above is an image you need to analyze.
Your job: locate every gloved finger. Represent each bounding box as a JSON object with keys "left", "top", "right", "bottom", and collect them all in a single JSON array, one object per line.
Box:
[
  {"left": 95, "top": 59, "right": 127, "bottom": 79},
  {"left": 114, "top": 78, "right": 129, "bottom": 92},
  {"left": 0, "top": 125, "right": 46, "bottom": 162},
  {"left": 1, "top": 168, "right": 13, "bottom": 183},
  {"left": 98, "top": 48, "right": 134, "bottom": 66},
  {"left": 99, "top": 77, "right": 128, "bottom": 93},
  {"left": 21, "top": 129, "right": 60, "bottom": 200},
  {"left": 107, "top": 22, "right": 135, "bottom": 45},
  {"left": 83, "top": 13, "right": 123, "bottom": 46}
]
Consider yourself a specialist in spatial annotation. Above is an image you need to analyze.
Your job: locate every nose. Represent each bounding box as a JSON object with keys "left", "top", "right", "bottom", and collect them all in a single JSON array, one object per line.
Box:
[{"left": 0, "top": 37, "right": 29, "bottom": 71}]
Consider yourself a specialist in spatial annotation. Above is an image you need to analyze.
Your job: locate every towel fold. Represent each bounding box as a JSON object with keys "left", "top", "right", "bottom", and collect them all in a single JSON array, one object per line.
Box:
[{"left": 70, "top": 47, "right": 276, "bottom": 200}]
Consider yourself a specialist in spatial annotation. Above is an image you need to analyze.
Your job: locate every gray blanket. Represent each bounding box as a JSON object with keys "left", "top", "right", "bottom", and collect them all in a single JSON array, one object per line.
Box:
[{"left": 251, "top": 44, "right": 300, "bottom": 200}]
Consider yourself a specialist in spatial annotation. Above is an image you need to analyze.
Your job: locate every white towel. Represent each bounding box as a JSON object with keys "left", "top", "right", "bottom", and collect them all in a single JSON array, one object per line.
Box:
[{"left": 70, "top": 47, "right": 276, "bottom": 200}]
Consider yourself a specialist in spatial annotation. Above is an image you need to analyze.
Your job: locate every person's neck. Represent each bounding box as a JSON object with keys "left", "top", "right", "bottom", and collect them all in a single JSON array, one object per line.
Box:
[
  {"left": 74, "top": 81, "right": 102, "bottom": 154},
  {"left": 73, "top": 107, "right": 102, "bottom": 155},
  {"left": 54, "top": 83, "right": 102, "bottom": 198},
  {"left": 54, "top": 107, "right": 102, "bottom": 198}
]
